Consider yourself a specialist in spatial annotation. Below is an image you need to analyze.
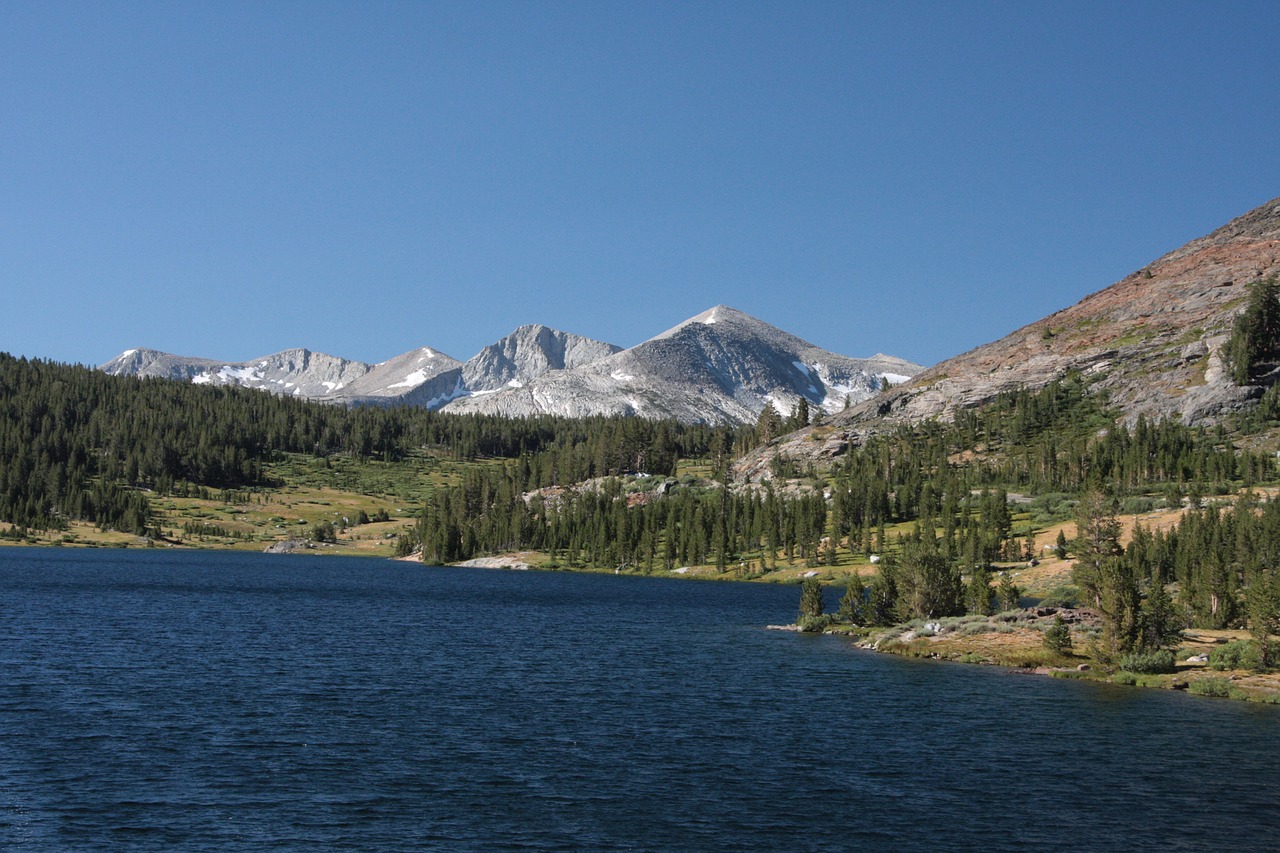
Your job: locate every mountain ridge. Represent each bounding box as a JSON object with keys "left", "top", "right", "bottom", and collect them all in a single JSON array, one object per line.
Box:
[{"left": 101, "top": 307, "right": 922, "bottom": 425}]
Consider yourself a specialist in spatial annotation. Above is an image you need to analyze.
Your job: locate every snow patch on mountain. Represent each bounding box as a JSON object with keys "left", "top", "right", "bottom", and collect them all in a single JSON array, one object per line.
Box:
[{"left": 99, "top": 306, "right": 924, "bottom": 425}]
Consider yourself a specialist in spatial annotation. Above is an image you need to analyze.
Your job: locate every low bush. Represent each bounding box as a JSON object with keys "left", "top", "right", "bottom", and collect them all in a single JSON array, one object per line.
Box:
[
  {"left": 1118, "top": 648, "right": 1177, "bottom": 674},
  {"left": 1038, "top": 585, "right": 1080, "bottom": 609},
  {"left": 1029, "top": 493, "right": 1075, "bottom": 525},
  {"left": 1188, "top": 677, "right": 1233, "bottom": 698},
  {"left": 1209, "top": 640, "right": 1264, "bottom": 672},
  {"left": 1120, "top": 496, "right": 1155, "bottom": 515},
  {"left": 797, "top": 614, "right": 838, "bottom": 633},
  {"left": 1113, "top": 671, "right": 1168, "bottom": 688},
  {"left": 955, "top": 621, "right": 996, "bottom": 637}
]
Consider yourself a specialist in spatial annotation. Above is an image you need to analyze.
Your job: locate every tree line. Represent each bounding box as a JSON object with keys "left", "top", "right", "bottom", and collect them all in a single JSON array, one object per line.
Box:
[{"left": 0, "top": 353, "right": 737, "bottom": 534}]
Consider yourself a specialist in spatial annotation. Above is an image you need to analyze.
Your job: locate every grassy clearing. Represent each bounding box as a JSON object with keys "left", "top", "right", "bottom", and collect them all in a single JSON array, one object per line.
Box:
[{"left": 0, "top": 450, "right": 496, "bottom": 557}]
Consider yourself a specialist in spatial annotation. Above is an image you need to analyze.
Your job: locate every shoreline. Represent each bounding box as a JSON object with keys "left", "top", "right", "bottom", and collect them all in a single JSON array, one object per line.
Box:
[{"left": 776, "top": 617, "right": 1280, "bottom": 705}]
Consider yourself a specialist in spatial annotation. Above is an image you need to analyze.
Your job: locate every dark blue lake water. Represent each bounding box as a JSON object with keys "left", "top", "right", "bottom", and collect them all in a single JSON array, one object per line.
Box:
[{"left": 1, "top": 548, "right": 1276, "bottom": 851}]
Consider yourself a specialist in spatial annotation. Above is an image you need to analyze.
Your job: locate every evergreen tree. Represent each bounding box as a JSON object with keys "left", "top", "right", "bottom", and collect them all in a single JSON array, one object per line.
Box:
[
  {"left": 896, "top": 542, "right": 964, "bottom": 620},
  {"left": 1073, "top": 491, "right": 1141, "bottom": 659},
  {"left": 1226, "top": 276, "right": 1280, "bottom": 385},
  {"left": 1043, "top": 614, "right": 1073, "bottom": 655},
  {"left": 1137, "top": 577, "right": 1183, "bottom": 651},
  {"left": 838, "top": 573, "right": 868, "bottom": 625},
  {"left": 788, "top": 397, "right": 811, "bottom": 433},
  {"left": 1072, "top": 491, "right": 1122, "bottom": 612},
  {"left": 798, "top": 577, "right": 825, "bottom": 620},
  {"left": 965, "top": 564, "right": 994, "bottom": 616},
  {"left": 996, "top": 573, "right": 1021, "bottom": 611},
  {"left": 1246, "top": 567, "right": 1280, "bottom": 669},
  {"left": 755, "top": 402, "right": 783, "bottom": 444}
]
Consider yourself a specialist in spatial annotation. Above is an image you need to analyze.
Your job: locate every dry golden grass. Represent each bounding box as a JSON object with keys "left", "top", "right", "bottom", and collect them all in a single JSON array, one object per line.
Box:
[{"left": 1, "top": 484, "right": 417, "bottom": 557}]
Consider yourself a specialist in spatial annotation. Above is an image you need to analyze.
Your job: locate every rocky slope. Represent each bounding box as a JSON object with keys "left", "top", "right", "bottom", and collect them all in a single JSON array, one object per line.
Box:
[
  {"left": 444, "top": 306, "right": 923, "bottom": 424},
  {"left": 735, "top": 195, "right": 1280, "bottom": 480},
  {"left": 100, "top": 347, "right": 375, "bottom": 398},
  {"left": 460, "top": 325, "right": 622, "bottom": 393},
  {"left": 320, "top": 348, "right": 465, "bottom": 408},
  {"left": 101, "top": 308, "right": 917, "bottom": 424}
]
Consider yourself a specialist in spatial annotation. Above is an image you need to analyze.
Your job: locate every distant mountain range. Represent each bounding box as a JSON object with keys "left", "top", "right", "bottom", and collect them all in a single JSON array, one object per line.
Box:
[
  {"left": 735, "top": 195, "right": 1280, "bottom": 479},
  {"left": 100, "top": 306, "right": 924, "bottom": 425}
]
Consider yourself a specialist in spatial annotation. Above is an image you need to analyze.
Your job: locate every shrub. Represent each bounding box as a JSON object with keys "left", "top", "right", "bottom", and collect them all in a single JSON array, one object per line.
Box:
[
  {"left": 1188, "top": 677, "right": 1232, "bottom": 698},
  {"left": 797, "top": 614, "right": 837, "bottom": 633},
  {"left": 1120, "top": 496, "right": 1155, "bottom": 515},
  {"left": 1042, "top": 615, "right": 1073, "bottom": 655},
  {"left": 1029, "top": 493, "right": 1075, "bottom": 525},
  {"left": 1118, "top": 648, "right": 1177, "bottom": 674},
  {"left": 1209, "top": 640, "right": 1264, "bottom": 672},
  {"left": 1113, "top": 671, "right": 1168, "bottom": 687},
  {"left": 1039, "top": 585, "right": 1080, "bottom": 609}
]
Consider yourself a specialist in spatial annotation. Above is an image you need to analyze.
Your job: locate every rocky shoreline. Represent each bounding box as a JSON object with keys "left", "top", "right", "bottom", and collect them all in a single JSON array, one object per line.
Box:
[{"left": 771, "top": 611, "right": 1280, "bottom": 704}]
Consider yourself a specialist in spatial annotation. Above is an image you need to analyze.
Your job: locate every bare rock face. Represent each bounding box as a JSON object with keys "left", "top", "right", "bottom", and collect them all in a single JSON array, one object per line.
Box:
[
  {"left": 323, "top": 348, "right": 465, "bottom": 408},
  {"left": 100, "top": 347, "right": 375, "bottom": 398},
  {"left": 460, "top": 325, "right": 622, "bottom": 393},
  {"left": 100, "top": 309, "right": 923, "bottom": 425},
  {"left": 734, "top": 196, "right": 1280, "bottom": 481},
  {"left": 445, "top": 306, "right": 924, "bottom": 424}
]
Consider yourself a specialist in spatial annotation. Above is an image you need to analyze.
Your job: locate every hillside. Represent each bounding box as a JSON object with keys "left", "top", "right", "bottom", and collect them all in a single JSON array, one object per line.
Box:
[{"left": 736, "top": 195, "right": 1280, "bottom": 480}]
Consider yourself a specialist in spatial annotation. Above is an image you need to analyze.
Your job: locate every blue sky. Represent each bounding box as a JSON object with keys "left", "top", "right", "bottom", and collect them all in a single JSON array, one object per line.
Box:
[{"left": 3, "top": 1, "right": 1279, "bottom": 369}]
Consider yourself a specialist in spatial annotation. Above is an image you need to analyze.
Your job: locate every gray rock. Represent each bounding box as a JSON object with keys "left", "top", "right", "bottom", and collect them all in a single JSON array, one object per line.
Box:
[
  {"left": 263, "top": 539, "right": 312, "bottom": 554},
  {"left": 446, "top": 306, "right": 923, "bottom": 424},
  {"left": 101, "top": 307, "right": 922, "bottom": 426},
  {"left": 460, "top": 324, "right": 621, "bottom": 392}
]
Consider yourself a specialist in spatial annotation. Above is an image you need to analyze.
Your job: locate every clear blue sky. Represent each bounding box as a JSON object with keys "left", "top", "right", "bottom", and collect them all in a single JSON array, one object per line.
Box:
[{"left": 3, "top": 1, "right": 1279, "bottom": 369}]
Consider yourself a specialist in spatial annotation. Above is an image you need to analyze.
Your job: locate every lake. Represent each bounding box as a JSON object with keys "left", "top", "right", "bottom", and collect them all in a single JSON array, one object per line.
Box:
[{"left": 1, "top": 548, "right": 1277, "bottom": 851}]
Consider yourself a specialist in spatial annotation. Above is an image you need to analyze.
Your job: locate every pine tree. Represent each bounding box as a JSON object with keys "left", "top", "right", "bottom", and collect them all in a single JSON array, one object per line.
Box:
[
  {"left": 756, "top": 402, "right": 783, "bottom": 444},
  {"left": 966, "top": 564, "right": 994, "bottom": 616},
  {"left": 896, "top": 542, "right": 964, "bottom": 621},
  {"left": 1043, "top": 614, "right": 1073, "bottom": 655},
  {"left": 996, "top": 573, "right": 1021, "bottom": 611},
  {"left": 798, "top": 577, "right": 825, "bottom": 620},
  {"left": 1072, "top": 491, "right": 1122, "bottom": 612},
  {"left": 1226, "top": 276, "right": 1280, "bottom": 385},
  {"left": 788, "top": 397, "right": 811, "bottom": 433},
  {"left": 1137, "top": 577, "right": 1183, "bottom": 651},
  {"left": 838, "top": 573, "right": 868, "bottom": 625},
  {"left": 1246, "top": 567, "right": 1280, "bottom": 669}
]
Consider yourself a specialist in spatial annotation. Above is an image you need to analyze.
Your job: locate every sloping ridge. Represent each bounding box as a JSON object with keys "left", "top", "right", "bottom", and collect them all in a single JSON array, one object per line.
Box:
[
  {"left": 326, "top": 348, "right": 465, "bottom": 407},
  {"left": 734, "top": 195, "right": 1280, "bottom": 480}
]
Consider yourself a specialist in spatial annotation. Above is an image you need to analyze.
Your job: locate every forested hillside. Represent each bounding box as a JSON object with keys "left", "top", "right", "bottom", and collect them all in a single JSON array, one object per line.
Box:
[
  {"left": 406, "top": 368, "right": 1280, "bottom": 650},
  {"left": 0, "top": 353, "right": 734, "bottom": 535},
  {"left": 409, "top": 373, "right": 1272, "bottom": 567}
]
